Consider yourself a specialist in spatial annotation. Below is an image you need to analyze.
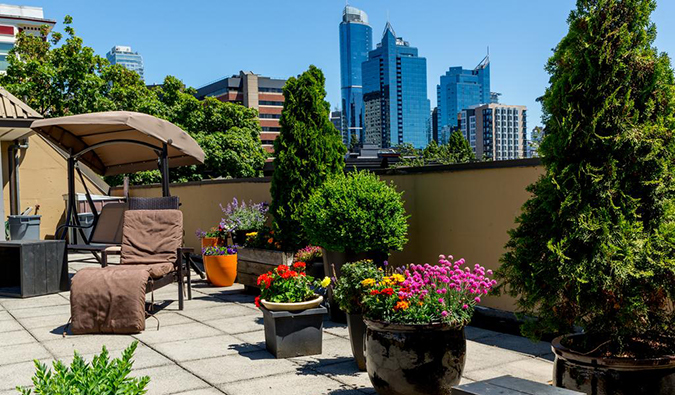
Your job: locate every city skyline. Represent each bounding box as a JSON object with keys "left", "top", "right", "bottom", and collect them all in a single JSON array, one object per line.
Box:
[{"left": 20, "top": 0, "right": 675, "bottom": 129}]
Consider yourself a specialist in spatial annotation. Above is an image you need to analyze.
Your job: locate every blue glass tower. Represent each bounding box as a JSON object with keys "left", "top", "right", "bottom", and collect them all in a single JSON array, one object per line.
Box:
[
  {"left": 362, "top": 23, "right": 430, "bottom": 149},
  {"left": 339, "top": 6, "right": 372, "bottom": 146},
  {"left": 436, "top": 57, "right": 490, "bottom": 143},
  {"left": 106, "top": 46, "right": 144, "bottom": 81}
]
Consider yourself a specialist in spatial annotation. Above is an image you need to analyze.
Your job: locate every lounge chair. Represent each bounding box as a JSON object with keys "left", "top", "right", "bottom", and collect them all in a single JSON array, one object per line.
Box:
[
  {"left": 66, "top": 202, "right": 126, "bottom": 266},
  {"left": 69, "top": 208, "right": 193, "bottom": 334}
]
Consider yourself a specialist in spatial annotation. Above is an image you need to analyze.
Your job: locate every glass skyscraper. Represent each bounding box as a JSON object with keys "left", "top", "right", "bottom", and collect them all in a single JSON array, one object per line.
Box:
[
  {"left": 437, "top": 57, "right": 490, "bottom": 143},
  {"left": 362, "top": 23, "right": 430, "bottom": 149},
  {"left": 339, "top": 6, "right": 372, "bottom": 146},
  {"left": 106, "top": 46, "right": 144, "bottom": 81}
]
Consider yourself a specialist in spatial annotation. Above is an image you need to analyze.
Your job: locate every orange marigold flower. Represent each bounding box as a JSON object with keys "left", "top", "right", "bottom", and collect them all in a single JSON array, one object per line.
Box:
[
  {"left": 394, "top": 300, "right": 410, "bottom": 311},
  {"left": 268, "top": 238, "right": 274, "bottom": 244}
]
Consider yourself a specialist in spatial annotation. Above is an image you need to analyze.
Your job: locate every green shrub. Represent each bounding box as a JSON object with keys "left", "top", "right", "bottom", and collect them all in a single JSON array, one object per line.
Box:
[
  {"left": 498, "top": 0, "right": 675, "bottom": 350},
  {"left": 269, "top": 65, "right": 346, "bottom": 251},
  {"left": 18, "top": 341, "right": 149, "bottom": 394},
  {"left": 301, "top": 170, "right": 408, "bottom": 254},
  {"left": 332, "top": 259, "right": 383, "bottom": 314}
]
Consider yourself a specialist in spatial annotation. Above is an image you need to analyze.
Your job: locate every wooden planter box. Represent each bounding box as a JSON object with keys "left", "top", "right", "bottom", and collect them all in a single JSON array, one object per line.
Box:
[{"left": 237, "top": 248, "right": 294, "bottom": 288}]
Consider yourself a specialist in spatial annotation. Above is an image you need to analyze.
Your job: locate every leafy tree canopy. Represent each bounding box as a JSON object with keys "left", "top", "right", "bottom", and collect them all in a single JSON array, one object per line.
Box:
[{"left": 393, "top": 132, "right": 475, "bottom": 168}]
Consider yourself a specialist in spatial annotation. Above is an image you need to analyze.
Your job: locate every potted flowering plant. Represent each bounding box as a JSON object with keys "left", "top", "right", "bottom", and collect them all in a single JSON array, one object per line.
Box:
[
  {"left": 219, "top": 198, "right": 268, "bottom": 245},
  {"left": 237, "top": 227, "right": 294, "bottom": 291},
  {"left": 256, "top": 262, "right": 332, "bottom": 358},
  {"left": 195, "top": 227, "right": 225, "bottom": 250},
  {"left": 360, "top": 255, "right": 496, "bottom": 395},
  {"left": 332, "top": 259, "right": 382, "bottom": 371},
  {"left": 202, "top": 245, "right": 238, "bottom": 287},
  {"left": 294, "top": 245, "right": 324, "bottom": 279}
]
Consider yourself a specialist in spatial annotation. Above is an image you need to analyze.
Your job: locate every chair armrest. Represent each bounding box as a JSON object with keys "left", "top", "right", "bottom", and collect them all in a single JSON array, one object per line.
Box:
[{"left": 179, "top": 247, "right": 194, "bottom": 255}]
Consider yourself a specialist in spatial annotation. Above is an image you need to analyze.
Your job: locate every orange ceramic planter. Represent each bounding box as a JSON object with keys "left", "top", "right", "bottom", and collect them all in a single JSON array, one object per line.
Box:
[
  {"left": 201, "top": 237, "right": 224, "bottom": 251},
  {"left": 204, "top": 254, "right": 238, "bottom": 287}
]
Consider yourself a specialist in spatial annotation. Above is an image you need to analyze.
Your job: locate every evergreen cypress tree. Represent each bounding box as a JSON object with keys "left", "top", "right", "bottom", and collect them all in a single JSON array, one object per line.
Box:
[
  {"left": 270, "top": 66, "right": 346, "bottom": 250},
  {"left": 499, "top": 0, "right": 675, "bottom": 349}
]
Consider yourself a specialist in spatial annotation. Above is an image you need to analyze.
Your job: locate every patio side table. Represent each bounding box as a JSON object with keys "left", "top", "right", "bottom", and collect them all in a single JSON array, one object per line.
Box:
[{"left": 0, "top": 240, "right": 68, "bottom": 298}]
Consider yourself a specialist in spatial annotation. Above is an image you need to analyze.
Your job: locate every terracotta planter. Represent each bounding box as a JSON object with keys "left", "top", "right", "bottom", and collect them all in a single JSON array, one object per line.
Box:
[
  {"left": 347, "top": 313, "right": 367, "bottom": 371},
  {"left": 200, "top": 237, "right": 224, "bottom": 251},
  {"left": 364, "top": 319, "right": 466, "bottom": 395},
  {"left": 322, "top": 249, "right": 388, "bottom": 322},
  {"left": 261, "top": 295, "right": 323, "bottom": 311},
  {"left": 203, "top": 254, "right": 238, "bottom": 287},
  {"left": 553, "top": 334, "right": 675, "bottom": 395},
  {"left": 237, "top": 248, "right": 294, "bottom": 290}
]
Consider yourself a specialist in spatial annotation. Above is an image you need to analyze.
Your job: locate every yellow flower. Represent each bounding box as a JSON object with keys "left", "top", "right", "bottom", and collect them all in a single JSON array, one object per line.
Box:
[
  {"left": 320, "top": 277, "right": 331, "bottom": 288},
  {"left": 391, "top": 274, "right": 405, "bottom": 284},
  {"left": 246, "top": 232, "right": 258, "bottom": 237},
  {"left": 382, "top": 277, "right": 394, "bottom": 285},
  {"left": 361, "top": 278, "right": 376, "bottom": 287}
]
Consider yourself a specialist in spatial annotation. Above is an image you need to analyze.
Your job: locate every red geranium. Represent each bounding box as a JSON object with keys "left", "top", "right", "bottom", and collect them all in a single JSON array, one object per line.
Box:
[
  {"left": 381, "top": 288, "right": 394, "bottom": 296},
  {"left": 293, "top": 261, "right": 306, "bottom": 271},
  {"left": 370, "top": 289, "right": 380, "bottom": 296}
]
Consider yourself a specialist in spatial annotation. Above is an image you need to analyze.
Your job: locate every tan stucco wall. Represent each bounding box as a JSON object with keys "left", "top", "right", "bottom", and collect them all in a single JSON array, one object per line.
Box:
[
  {"left": 2, "top": 135, "right": 107, "bottom": 239},
  {"left": 112, "top": 162, "right": 544, "bottom": 312}
]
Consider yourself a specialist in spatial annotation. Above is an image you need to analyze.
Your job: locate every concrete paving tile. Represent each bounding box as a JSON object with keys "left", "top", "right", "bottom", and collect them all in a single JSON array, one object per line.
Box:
[
  {"left": 191, "top": 282, "right": 246, "bottom": 293},
  {"left": 16, "top": 313, "right": 71, "bottom": 330},
  {"left": 465, "top": 326, "right": 502, "bottom": 341},
  {"left": 464, "top": 341, "right": 529, "bottom": 372},
  {"left": 211, "top": 292, "right": 257, "bottom": 304},
  {"left": 132, "top": 364, "right": 209, "bottom": 395},
  {"left": 153, "top": 334, "right": 262, "bottom": 362},
  {"left": 182, "top": 351, "right": 298, "bottom": 385},
  {"left": 0, "top": 330, "right": 37, "bottom": 347},
  {"left": 203, "top": 314, "right": 265, "bottom": 335},
  {"left": 218, "top": 371, "right": 356, "bottom": 395},
  {"left": 0, "top": 319, "right": 23, "bottom": 333},
  {"left": 147, "top": 312, "right": 195, "bottom": 328},
  {"left": 312, "top": 360, "right": 373, "bottom": 392},
  {"left": 462, "top": 356, "right": 554, "bottom": 384},
  {"left": 42, "top": 334, "right": 137, "bottom": 357},
  {"left": 133, "top": 322, "right": 222, "bottom": 345},
  {"left": 178, "top": 303, "right": 258, "bottom": 323},
  {"left": 0, "top": 311, "right": 13, "bottom": 321},
  {"left": 474, "top": 333, "right": 553, "bottom": 357},
  {"left": 9, "top": 304, "right": 71, "bottom": 319},
  {"left": 0, "top": 360, "right": 44, "bottom": 391},
  {"left": 0, "top": 294, "right": 69, "bottom": 310},
  {"left": 324, "top": 323, "right": 350, "bottom": 339},
  {"left": 291, "top": 336, "right": 356, "bottom": 368},
  {"left": 231, "top": 329, "right": 265, "bottom": 350},
  {"left": 54, "top": 344, "right": 174, "bottom": 371},
  {"left": 0, "top": 342, "right": 51, "bottom": 366},
  {"left": 26, "top": 324, "right": 72, "bottom": 343},
  {"left": 171, "top": 389, "right": 224, "bottom": 395}
]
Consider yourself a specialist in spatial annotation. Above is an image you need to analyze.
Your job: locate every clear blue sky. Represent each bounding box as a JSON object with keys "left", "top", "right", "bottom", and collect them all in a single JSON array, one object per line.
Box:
[{"left": 30, "top": 0, "right": 675, "bottom": 128}]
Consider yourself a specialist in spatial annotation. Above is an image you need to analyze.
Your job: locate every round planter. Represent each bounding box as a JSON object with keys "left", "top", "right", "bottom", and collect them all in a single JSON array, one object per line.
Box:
[
  {"left": 203, "top": 254, "right": 238, "bottom": 287},
  {"left": 347, "top": 313, "right": 367, "bottom": 371},
  {"left": 201, "top": 237, "right": 224, "bottom": 251},
  {"left": 231, "top": 230, "right": 248, "bottom": 246},
  {"left": 364, "top": 319, "right": 466, "bottom": 395},
  {"left": 261, "top": 295, "right": 324, "bottom": 311},
  {"left": 552, "top": 334, "right": 675, "bottom": 395}
]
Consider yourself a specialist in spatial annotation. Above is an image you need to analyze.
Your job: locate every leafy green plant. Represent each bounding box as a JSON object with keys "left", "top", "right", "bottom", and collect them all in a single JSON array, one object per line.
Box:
[
  {"left": 18, "top": 341, "right": 149, "bottom": 394},
  {"left": 270, "top": 65, "right": 346, "bottom": 251},
  {"left": 498, "top": 0, "right": 675, "bottom": 353},
  {"left": 332, "top": 260, "right": 382, "bottom": 314},
  {"left": 301, "top": 170, "right": 409, "bottom": 254}
]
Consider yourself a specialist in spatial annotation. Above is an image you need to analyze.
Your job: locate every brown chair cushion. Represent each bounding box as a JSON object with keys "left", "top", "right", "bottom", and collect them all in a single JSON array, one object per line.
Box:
[
  {"left": 115, "top": 262, "right": 176, "bottom": 279},
  {"left": 121, "top": 209, "right": 183, "bottom": 265}
]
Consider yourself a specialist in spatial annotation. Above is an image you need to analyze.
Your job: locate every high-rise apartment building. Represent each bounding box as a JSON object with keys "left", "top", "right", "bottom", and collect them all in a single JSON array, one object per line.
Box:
[
  {"left": 106, "top": 46, "right": 144, "bottom": 80},
  {"left": 362, "top": 22, "right": 430, "bottom": 149},
  {"left": 0, "top": 4, "right": 55, "bottom": 72},
  {"left": 339, "top": 6, "right": 372, "bottom": 147},
  {"left": 437, "top": 56, "right": 490, "bottom": 144},
  {"left": 196, "top": 71, "right": 286, "bottom": 153},
  {"left": 431, "top": 107, "right": 439, "bottom": 142},
  {"left": 459, "top": 103, "right": 527, "bottom": 161}
]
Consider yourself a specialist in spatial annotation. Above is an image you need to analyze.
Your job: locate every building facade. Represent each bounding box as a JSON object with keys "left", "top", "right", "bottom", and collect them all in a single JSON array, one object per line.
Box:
[
  {"left": 339, "top": 6, "right": 372, "bottom": 147},
  {"left": 0, "top": 4, "right": 55, "bottom": 72},
  {"left": 362, "top": 22, "right": 430, "bottom": 149},
  {"left": 106, "top": 46, "right": 144, "bottom": 80},
  {"left": 330, "top": 110, "right": 342, "bottom": 136},
  {"left": 437, "top": 56, "right": 490, "bottom": 144},
  {"left": 196, "top": 71, "right": 286, "bottom": 153},
  {"left": 459, "top": 103, "right": 527, "bottom": 161}
]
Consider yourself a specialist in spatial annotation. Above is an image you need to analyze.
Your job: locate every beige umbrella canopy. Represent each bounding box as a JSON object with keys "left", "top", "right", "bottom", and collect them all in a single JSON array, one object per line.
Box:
[{"left": 31, "top": 111, "right": 204, "bottom": 176}]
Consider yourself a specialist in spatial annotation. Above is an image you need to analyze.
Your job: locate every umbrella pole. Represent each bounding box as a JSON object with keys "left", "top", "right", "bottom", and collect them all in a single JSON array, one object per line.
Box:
[{"left": 161, "top": 143, "right": 170, "bottom": 197}]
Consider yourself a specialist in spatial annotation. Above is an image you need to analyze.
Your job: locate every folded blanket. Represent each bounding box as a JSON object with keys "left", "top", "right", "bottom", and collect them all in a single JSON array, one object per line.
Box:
[{"left": 70, "top": 267, "right": 148, "bottom": 334}]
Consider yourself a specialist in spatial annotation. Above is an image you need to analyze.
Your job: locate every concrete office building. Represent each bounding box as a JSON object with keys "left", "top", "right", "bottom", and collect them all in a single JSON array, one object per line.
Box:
[
  {"left": 106, "top": 46, "right": 144, "bottom": 80},
  {"left": 459, "top": 103, "right": 527, "bottom": 161},
  {"left": 0, "top": 4, "right": 55, "bottom": 72},
  {"left": 196, "top": 71, "right": 286, "bottom": 153}
]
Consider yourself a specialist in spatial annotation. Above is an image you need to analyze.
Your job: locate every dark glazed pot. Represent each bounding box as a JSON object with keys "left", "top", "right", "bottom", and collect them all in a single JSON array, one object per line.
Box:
[
  {"left": 347, "top": 313, "right": 367, "bottom": 371},
  {"left": 231, "top": 230, "right": 248, "bottom": 246},
  {"left": 552, "top": 334, "right": 675, "bottom": 395},
  {"left": 322, "top": 249, "right": 388, "bottom": 322},
  {"left": 364, "top": 319, "right": 466, "bottom": 395}
]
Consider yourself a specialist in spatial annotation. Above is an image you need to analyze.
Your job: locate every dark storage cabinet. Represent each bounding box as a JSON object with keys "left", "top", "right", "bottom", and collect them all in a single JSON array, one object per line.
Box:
[{"left": 0, "top": 240, "right": 67, "bottom": 297}]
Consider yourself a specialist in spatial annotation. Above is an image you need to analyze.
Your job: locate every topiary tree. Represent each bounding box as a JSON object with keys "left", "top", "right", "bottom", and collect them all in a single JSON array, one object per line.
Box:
[
  {"left": 270, "top": 65, "right": 346, "bottom": 250},
  {"left": 498, "top": 0, "right": 675, "bottom": 352}
]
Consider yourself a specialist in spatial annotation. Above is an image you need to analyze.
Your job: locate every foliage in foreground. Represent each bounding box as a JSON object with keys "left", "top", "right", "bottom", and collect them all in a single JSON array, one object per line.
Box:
[
  {"left": 394, "top": 131, "right": 474, "bottom": 168},
  {"left": 301, "top": 170, "right": 408, "bottom": 254},
  {"left": 0, "top": 16, "right": 267, "bottom": 185},
  {"left": 270, "top": 65, "right": 346, "bottom": 251},
  {"left": 18, "top": 341, "right": 148, "bottom": 394},
  {"left": 498, "top": 0, "right": 675, "bottom": 347},
  {"left": 332, "top": 259, "right": 382, "bottom": 314}
]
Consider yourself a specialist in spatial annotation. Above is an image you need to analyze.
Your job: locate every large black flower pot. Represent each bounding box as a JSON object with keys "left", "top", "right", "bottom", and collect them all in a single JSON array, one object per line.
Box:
[
  {"left": 322, "top": 249, "right": 388, "bottom": 323},
  {"left": 552, "top": 334, "right": 675, "bottom": 395},
  {"left": 347, "top": 313, "right": 367, "bottom": 371},
  {"left": 364, "top": 319, "right": 466, "bottom": 395},
  {"left": 261, "top": 305, "right": 327, "bottom": 358}
]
